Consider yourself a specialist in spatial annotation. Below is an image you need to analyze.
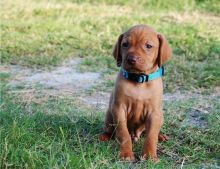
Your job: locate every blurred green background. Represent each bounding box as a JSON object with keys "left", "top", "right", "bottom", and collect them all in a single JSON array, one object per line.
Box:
[{"left": 1, "top": 0, "right": 220, "bottom": 91}]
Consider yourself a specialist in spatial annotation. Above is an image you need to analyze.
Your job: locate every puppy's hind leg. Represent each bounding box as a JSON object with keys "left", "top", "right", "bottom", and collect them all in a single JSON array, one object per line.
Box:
[
  {"left": 158, "top": 115, "right": 169, "bottom": 142},
  {"left": 99, "top": 110, "right": 115, "bottom": 141}
]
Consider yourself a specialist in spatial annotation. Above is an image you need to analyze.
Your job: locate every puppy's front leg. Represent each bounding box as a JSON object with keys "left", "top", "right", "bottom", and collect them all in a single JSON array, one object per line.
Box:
[
  {"left": 113, "top": 108, "right": 135, "bottom": 161},
  {"left": 143, "top": 113, "right": 162, "bottom": 163}
]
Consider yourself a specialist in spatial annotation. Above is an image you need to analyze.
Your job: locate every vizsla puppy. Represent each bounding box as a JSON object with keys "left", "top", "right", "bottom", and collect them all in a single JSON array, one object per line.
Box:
[{"left": 100, "top": 24, "right": 172, "bottom": 162}]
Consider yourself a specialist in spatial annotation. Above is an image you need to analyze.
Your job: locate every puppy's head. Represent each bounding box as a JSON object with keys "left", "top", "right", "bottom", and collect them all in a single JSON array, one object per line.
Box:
[{"left": 113, "top": 25, "right": 172, "bottom": 73}]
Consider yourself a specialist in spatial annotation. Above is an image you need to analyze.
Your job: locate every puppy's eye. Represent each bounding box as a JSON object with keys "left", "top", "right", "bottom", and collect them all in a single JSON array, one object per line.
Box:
[
  {"left": 145, "top": 44, "right": 153, "bottom": 49},
  {"left": 122, "top": 42, "right": 129, "bottom": 48}
]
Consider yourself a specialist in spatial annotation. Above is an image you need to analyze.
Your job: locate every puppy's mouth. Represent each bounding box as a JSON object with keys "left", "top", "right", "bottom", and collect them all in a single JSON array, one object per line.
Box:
[
  {"left": 123, "top": 59, "right": 157, "bottom": 74},
  {"left": 123, "top": 63, "right": 147, "bottom": 74}
]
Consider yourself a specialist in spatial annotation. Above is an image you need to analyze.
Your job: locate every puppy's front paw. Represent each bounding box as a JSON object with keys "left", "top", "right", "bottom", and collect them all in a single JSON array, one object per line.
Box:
[
  {"left": 119, "top": 151, "right": 135, "bottom": 161},
  {"left": 150, "top": 157, "right": 160, "bottom": 163},
  {"left": 142, "top": 154, "right": 160, "bottom": 163}
]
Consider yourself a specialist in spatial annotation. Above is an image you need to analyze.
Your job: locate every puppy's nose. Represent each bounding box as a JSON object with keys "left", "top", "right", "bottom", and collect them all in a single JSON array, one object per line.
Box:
[{"left": 127, "top": 55, "right": 137, "bottom": 65}]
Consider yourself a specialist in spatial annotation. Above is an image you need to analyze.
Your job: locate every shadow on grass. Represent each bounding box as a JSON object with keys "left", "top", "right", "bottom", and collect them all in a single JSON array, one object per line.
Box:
[{"left": 1, "top": 107, "right": 112, "bottom": 168}]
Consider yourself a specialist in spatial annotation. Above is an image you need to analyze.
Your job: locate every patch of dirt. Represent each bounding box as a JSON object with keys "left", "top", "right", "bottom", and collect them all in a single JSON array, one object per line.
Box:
[
  {"left": 184, "top": 109, "right": 208, "bottom": 128},
  {"left": 164, "top": 89, "right": 220, "bottom": 101},
  {"left": 79, "top": 92, "right": 110, "bottom": 110},
  {"left": 201, "top": 162, "right": 220, "bottom": 169},
  {"left": 5, "top": 58, "right": 101, "bottom": 91},
  {"left": 2, "top": 59, "right": 219, "bottom": 114}
]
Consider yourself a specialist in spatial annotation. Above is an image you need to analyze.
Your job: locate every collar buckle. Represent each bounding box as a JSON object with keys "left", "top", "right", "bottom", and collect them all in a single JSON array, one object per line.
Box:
[{"left": 138, "top": 74, "right": 148, "bottom": 83}]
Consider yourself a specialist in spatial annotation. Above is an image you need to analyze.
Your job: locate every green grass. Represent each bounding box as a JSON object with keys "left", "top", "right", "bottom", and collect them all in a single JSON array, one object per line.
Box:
[
  {"left": 1, "top": 83, "right": 219, "bottom": 168},
  {"left": 1, "top": 0, "right": 220, "bottom": 168}
]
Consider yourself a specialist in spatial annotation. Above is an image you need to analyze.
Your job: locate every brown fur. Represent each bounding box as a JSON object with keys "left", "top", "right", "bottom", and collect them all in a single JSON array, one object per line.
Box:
[{"left": 100, "top": 24, "right": 172, "bottom": 162}]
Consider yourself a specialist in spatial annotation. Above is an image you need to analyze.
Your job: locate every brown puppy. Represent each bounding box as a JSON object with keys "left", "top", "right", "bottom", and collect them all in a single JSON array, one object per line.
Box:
[{"left": 100, "top": 24, "right": 172, "bottom": 162}]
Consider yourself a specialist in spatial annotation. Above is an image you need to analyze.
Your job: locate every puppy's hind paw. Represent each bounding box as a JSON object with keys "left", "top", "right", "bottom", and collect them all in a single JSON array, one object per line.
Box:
[
  {"left": 158, "top": 134, "right": 169, "bottom": 142},
  {"left": 99, "top": 133, "right": 111, "bottom": 141}
]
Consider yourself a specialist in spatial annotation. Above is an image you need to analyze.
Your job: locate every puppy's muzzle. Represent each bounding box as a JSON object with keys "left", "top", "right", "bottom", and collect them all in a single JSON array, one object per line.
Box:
[{"left": 127, "top": 55, "right": 138, "bottom": 65}]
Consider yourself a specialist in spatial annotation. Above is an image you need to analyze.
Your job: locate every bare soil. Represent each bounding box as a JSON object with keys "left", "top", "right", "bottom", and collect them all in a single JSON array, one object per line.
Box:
[{"left": 1, "top": 59, "right": 219, "bottom": 126}]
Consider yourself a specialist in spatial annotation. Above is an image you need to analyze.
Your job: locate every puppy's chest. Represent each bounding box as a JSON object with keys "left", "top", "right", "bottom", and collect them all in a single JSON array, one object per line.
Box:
[
  {"left": 122, "top": 88, "right": 157, "bottom": 123},
  {"left": 126, "top": 101, "right": 150, "bottom": 123},
  {"left": 124, "top": 86, "right": 153, "bottom": 101}
]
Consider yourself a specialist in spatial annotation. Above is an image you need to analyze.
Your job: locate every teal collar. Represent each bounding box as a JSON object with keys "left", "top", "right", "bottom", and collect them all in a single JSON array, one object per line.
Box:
[{"left": 121, "top": 66, "right": 164, "bottom": 83}]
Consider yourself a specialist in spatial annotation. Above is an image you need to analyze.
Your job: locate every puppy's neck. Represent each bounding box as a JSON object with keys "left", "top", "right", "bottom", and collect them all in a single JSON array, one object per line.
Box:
[
  {"left": 123, "top": 65, "right": 160, "bottom": 75},
  {"left": 144, "top": 65, "right": 159, "bottom": 75}
]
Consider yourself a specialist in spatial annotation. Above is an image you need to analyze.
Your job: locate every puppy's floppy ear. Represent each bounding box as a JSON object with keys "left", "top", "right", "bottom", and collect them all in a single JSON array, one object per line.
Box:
[
  {"left": 157, "top": 34, "right": 172, "bottom": 67},
  {"left": 113, "top": 34, "right": 123, "bottom": 67}
]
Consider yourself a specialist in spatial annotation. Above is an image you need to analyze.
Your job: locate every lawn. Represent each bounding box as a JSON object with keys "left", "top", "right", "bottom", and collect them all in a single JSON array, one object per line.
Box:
[{"left": 0, "top": 0, "right": 220, "bottom": 168}]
